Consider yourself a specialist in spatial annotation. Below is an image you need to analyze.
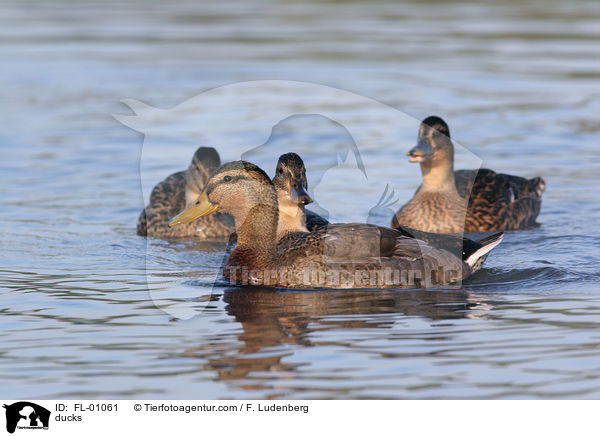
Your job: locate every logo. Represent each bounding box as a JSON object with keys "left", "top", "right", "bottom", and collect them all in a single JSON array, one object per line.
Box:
[
  {"left": 115, "top": 80, "right": 482, "bottom": 319},
  {"left": 3, "top": 402, "right": 50, "bottom": 434}
]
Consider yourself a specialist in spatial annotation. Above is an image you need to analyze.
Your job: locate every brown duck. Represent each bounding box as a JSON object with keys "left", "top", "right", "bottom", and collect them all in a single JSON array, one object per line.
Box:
[
  {"left": 169, "top": 161, "right": 503, "bottom": 289},
  {"left": 138, "top": 149, "right": 327, "bottom": 240},
  {"left": 392, "top": 116, "right": 546, "bottom": 233}
]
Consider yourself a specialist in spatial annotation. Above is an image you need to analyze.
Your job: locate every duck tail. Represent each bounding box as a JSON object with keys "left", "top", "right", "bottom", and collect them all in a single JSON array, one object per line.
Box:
[{"left": 465, "top": 232, "right": 504, "bottom": 272}]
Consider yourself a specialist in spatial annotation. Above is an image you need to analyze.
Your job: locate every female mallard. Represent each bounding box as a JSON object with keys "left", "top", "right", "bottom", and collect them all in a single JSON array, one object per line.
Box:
[
  {"left": 138, "top": 149, "right": 327, "bottom": 240},
  {"left": 169, "top": 161, "right": 503, "bottom": 289},
  {"left": 392, "top": 116, "right": 546, "bottom": 233}
]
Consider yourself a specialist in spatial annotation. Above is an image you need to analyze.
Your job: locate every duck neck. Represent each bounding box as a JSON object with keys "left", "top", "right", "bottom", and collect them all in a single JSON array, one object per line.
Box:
[
  {"left": 419, "top": 159, "right": 457, "bottom": 194},
  {"left": 235, "top": 203, "right": 279, "bottom": 265},
  {"left": 276, "top": 191, "right": 308, "bottom": 239}
]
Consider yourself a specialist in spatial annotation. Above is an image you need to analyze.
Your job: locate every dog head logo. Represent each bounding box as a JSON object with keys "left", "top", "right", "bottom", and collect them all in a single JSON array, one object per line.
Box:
[{"left": 3, "top": 402, "right": 50, "bottom": 434}]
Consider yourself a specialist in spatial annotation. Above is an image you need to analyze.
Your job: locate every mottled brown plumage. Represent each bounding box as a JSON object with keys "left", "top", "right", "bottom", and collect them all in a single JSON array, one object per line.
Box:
[
  {"left": 137, "top": 147, "right": 235, "bottom": 239},
  {"left": 454, "top": 169, "right": 545, "bottom": 231},
  {"left": 305, "top": 209, "right": 329, "bottom": 232},
  {"left": 393, "top": 116, "right": 545, "bottom": 233},
  {"left": 169, "top": 161, "right": 504, "bottom": 289},
  {"left": 392, "top": 190, "right": 467, "bottom": 233}
]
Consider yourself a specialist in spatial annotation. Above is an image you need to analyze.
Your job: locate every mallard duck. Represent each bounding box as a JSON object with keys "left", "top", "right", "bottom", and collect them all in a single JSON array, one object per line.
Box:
[
  {"left": 392, "top": 116, "right": 546, "bottom": 233},
  {"left": 168, "top": 161, "right": 503, "bottom": 289},
  {"left": 137, "top": 147, "right": 235, "bottom": 239},
  {"left": 272, "top": 152, "right": 329, "bottom": 239},
  {"left": 138, "top": 149, "right": 328, "bottom": 240}
]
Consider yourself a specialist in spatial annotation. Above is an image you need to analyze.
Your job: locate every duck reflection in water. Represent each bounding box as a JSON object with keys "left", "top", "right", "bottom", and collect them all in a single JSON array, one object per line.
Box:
[{"left": 182, "top": 287, "right": 493, "bottom": 387}]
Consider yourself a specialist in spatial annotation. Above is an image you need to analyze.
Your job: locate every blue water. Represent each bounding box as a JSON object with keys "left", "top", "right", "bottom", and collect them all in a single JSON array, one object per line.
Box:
[{"left": 1, "top": 0, "right": 600, "bottom": 399}]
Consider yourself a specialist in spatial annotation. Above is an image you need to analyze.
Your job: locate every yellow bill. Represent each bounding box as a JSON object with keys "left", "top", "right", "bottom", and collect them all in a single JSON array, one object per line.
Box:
[{"left": 168, "top": 191, "right": 219, "bottom": 227}]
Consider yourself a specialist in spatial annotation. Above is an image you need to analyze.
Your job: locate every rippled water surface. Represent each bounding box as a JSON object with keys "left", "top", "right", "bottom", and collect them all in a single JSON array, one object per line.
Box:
[{"left": 2, "top": 0, "right": 600, "bottom": 399}]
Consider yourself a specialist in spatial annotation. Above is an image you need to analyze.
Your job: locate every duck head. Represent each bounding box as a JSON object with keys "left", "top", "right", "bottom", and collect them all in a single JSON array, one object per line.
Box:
[
  {"left": 272, "top": 152, "right": 313, "bottom": 237},
  {"left": 272, "top": 152, "right": 312, "bottom": 206},
  {"left": 185, "top": 146, "right": 221, "bottom": 207},
  {"left": 169, "top": 161, "right": 278, "bottom": 238},
  {"left": 407, "top": 116, "right": 454, "bottom": 168}
]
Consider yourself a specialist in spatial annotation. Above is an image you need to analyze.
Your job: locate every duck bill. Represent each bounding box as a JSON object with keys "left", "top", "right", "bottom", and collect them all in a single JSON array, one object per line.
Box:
[
  {"left": 290, "top": 185, "right": 313, "bottom": 205},
  {"left": 168, "top": 191, "right": 219, "bottom": 227},
  {"left": 406, "top": 139, "right": 432, "bottom": 163}
]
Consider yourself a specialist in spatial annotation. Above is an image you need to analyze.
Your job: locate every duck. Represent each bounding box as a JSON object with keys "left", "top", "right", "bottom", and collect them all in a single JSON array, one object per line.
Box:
[
  {"left": 138, "top": 149, "right": 328, "bottom": 240},
  {"left": 137, "top": 147, "right": 235, "bottom": 239},
  {"left": 392, "top": 116, "right": 546, "bottom": 233},
  {"left": 168, "top": 161, "right": 503, "bottom": 289}
]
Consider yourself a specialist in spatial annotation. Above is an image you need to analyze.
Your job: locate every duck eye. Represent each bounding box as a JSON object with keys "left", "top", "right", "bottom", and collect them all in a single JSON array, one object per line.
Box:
[
  {"left": 277, "top": 168, "right": 284, "bottom": 175},
  {"left": 223, "top": 175, "right": 232, "bottom": 182}
]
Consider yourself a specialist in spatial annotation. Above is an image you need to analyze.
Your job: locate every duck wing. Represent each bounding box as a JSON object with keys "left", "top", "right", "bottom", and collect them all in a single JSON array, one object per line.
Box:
[
  {"left": 138, "top": 171, "right": 187, "bottom": 236},
  {"left": 455, "top": 169, "right": 545, "bottom": 231},
  {"left": 278, "top": 223, "right": 418, "bottom": 262},
  {"left": 274, "top": 224, "right": 503, "bottom": 288},
  {"left": 305, "top": 209, "right": 330, "bottom": 232},
  {"left": 393, "top": 225, "right": 478, "bottom": 261},
  {"left": 287, "top": 223, "right": 501, "bottom": 263},
  {"left": 280, "top": 223, "right": 487, "bottom": 264}
]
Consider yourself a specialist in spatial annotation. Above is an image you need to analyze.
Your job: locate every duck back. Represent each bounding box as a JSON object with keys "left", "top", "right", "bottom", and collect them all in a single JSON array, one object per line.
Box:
[
  {"left": 455, "top": 169, "right": 545, "bottom": 231},
  {"left": 305, "top": 209, "right": 329, "bottom": 232}
]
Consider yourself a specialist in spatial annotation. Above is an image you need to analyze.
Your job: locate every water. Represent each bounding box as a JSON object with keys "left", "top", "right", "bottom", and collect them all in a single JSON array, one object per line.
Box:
[{"left": 1, "top": 0, "right": 600, "bottom": 399}]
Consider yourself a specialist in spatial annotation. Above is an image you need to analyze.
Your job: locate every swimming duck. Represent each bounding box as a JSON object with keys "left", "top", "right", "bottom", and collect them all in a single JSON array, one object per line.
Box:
[
  {"left": 137, "top": 147, "right": 235, "bottom": 239},
  {"left": 168, "top": 161, "right": 503, "bottom": 289},
  {"left": 392, "top": 116, "right": 546, "bottom": 233}
]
